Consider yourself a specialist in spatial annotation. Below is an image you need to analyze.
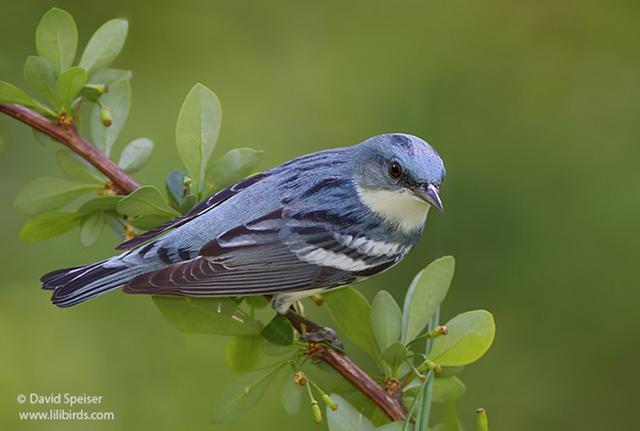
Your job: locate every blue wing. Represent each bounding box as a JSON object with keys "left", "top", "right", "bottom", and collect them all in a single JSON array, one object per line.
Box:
[
  {"left": 115, "top": 173, "right": 270, "bottom": 250},
  {"left": 123, "top": 207, "right": 404, "bottom": 297}
]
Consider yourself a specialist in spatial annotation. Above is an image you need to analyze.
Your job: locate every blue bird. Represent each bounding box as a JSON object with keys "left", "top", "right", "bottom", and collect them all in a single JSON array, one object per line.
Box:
[{"left": 42, "top": 133, "right": 445, "bottom": 323}]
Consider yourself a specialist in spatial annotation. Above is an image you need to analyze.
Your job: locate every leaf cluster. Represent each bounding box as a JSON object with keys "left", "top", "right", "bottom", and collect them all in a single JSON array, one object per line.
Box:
[
  {"left": 7, "top": 8, "right": 263, "bottom": 246},
  {"left": 323, "top": 257, "right": 495, "bottom": 431},
  {"left": 153, "top": 257, "right": 495, "bottom": 430}
]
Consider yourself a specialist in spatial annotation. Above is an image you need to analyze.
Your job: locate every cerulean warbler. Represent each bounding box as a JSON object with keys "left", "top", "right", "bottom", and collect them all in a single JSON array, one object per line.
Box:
[{"left": 42, "top": 133, "right": 445, "bottom": 314}]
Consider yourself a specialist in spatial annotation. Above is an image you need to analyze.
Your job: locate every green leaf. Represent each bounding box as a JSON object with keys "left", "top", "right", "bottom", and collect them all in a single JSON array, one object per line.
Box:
[
  {"left": 429, "top": 310, "right": 495, "bottom": 366},
  {"left": 206, "top": 148, "right": 263, "bottom": 191},
  {"left": 165, "top": 170, "right": 188, "bottom": 207},
  {"left": 326, "top": 394, "right": 376, "bottom": 431},
  {"left": 402, "top": 379, "right": 423, "bottom": 398},
  {"left": 263, "top": 342, "right": 297, "bottom": 357},
  {"left": 35, "top": 8, "right": 77, "bottom": 74},
  {"left": 79, "top": 19, "right": 129, "bottom": 75},
  {"left": 178, "top": 194, "right": 197, "bottom": 213},
  {"left": 55, "top": 66, "right": 87, "bottom": 112},
  {"left": 88, "top": 68, "right": 132, "bottom": 85},
  {"left": 260, "top": 314, "right": 294, "bottom": 346},
  {"left": 280, "top": 367, "right": 303, "bottom": 416},
  {"left": 210, "top": 363, "right": 284, "bottom": 423},
  {"left": 20, "top": 211, "right": 80, "bottom": 241},
  {"left": 78, "top": 196, "right": 121, "bottom": 213},
  {"left": 105, "top": 214, "right": 127, "bottom": 235},
  {"left": 432, "top": 377, "right": 466, "bottom": 404},
  {"left": 324, "top": 287, "right": 378, "bottom": 359},
  {"left": 0, "top": 81, "right": 35, "bottom": 105},
  {"left": 128, "top": 215, "right": 171, "bottom": 231},
  {"left": 56, "top": 149, "right": 103, "bottom": 182},
  {"left": 14, "top": 177, "right": 101, "bottom": 215},
  {"left": 382, "top": 342, "right": 408, "bottom": 371},
  {"left": 245, "top": 296, "right": 270, "bottom": 309},
  {"left": 225, "top": 335, "right": 264, "bottom": 373},
  {"left": 153, "top": 297, "right": 263, "bottom": 336},
  {"left": 80, "top": 211, "right": 104, "bottom": 247},
  {"left": 432, "top": 402, "right": 462, "bottom": 431},
  {"left": 414, "top": 310, "right": 440, "bottom": 431},
  {"left": 402, "top": 256, "right": 455, "bottom": 344},
  {"left": 24, "top": 56, "right": 58, "bottom": 106},
  {"left": 0, "top": 81, "right": 54, "bottom": 115},
  {"left": 118, "top": 138, "right": 154, "bottom": 173},
  {"left": 117, "top": 185, "right": 178, "bottom": 218},
  {"left": 91, "top": 77, "right": 131, "bottom": 156},
  {"left": 176, "top": 83, "right": 222, "bottom": 195},
  {"left": 414, "top": 375, "right": 434, "bottom": 431},
  {"left": 371, "top": 290, "right": 402, "bottom": 352}
]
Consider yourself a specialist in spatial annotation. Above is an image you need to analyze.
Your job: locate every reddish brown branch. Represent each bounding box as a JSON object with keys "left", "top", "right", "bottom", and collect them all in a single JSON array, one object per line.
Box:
[
  {"left": 0, "top": 103, "right": 139, "bottom": 194},
  {"left": 1, "top": 102, "right": 406, "bottom": 422},
  {"left": 318, "top": 347, "right": 406, "bottom": 421}
]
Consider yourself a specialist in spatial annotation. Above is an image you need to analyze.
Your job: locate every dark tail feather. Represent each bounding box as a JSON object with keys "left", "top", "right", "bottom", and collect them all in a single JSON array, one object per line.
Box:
[
  {"left": 42, "top": 260, "right": 137, "bottom": 308},
  {"left": 41, "top": 265, "right": 86, "bottom": 290}
]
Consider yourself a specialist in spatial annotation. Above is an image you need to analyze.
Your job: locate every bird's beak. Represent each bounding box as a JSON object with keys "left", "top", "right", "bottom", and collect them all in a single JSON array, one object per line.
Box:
[{"left": 414, "top": 183, "right": 444, "bottom": 211}]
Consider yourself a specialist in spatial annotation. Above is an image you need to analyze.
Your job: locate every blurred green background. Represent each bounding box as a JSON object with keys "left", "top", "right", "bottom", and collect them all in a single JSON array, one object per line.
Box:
[{"left": 1, "top": 0, "right": 639, "bottom": 430}]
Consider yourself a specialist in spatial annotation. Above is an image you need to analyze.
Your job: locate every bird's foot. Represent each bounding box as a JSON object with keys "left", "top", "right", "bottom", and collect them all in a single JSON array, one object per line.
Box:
[
  {"left": 285, "top": 308, "right": 344, "bottom": 351},
  {"left": 299, "top": 326, "right": 344, "bottom": 352}
]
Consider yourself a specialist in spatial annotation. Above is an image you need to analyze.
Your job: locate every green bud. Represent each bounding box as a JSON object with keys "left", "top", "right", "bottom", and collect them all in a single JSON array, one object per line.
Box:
[
  {"left": 425, "top": 360, "right": 442, "bottom": 373},
  {"left": 475, "top": 408, "right": 489, "bottom": 431},
  {"left": 100, "top": 106, "right": 112, "bottom": 127},
  {"left": 310, "top": 294, "right": 324, "bottom": 306},
  {"left": 311, "top": 400, "right": 322, "bottom": 424},
  {"left": 182, "top": 176, "right": 192, "bottom": 194},
  {"left": 321, "top": 393, "right": 338, "bottom": 411},
  {"left": 428, "top": 325, "right": 448, "bottom": 338},
  {"left": 407, "top": 326, "right": 448, "bottom": 348}
]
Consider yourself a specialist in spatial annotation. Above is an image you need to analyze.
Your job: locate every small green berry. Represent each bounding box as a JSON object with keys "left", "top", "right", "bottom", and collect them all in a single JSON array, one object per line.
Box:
[
  {"left": 100, "top": 106, "right": 112, "bottom": 127},
  {"left": 321, "top": 393, "right": 338, "bottom": 411},
  {"left": 311, "top": 401, "right": 322, "bottom": 424}
]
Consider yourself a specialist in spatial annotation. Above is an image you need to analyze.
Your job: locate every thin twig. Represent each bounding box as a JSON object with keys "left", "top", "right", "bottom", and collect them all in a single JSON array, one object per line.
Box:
[
  {"left": 0, "top": 103, "right": 139, "bottom": 194},
  {"left": 0, "top": 102, "right": 406, "bottom": 421}
]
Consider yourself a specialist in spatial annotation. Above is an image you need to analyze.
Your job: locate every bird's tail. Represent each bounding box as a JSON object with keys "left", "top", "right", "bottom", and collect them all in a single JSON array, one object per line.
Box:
[{"left": 42, "top": 256, "right": 146, "bottom": 308}]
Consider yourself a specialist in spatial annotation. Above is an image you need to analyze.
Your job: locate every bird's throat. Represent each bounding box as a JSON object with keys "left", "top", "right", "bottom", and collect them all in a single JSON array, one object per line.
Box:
[{"left": 356, "top": 185, "right": 430, "bottom": 232}]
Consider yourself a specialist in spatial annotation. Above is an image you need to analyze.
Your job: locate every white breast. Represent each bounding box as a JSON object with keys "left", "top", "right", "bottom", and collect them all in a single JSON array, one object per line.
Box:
[{"left": 356, "top": 185, "right": 430, "bottom": 232}]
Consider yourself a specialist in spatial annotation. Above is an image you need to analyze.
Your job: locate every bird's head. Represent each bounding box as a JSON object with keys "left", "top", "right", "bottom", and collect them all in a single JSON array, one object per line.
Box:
[{"left": 353, "top": 133, "right": 445, "bottom": 231}]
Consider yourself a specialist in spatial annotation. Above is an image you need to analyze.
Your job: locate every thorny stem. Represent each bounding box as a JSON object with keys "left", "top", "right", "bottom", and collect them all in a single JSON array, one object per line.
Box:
[{"left": 1, "top": 102, "right": 407, "bottom": 422}]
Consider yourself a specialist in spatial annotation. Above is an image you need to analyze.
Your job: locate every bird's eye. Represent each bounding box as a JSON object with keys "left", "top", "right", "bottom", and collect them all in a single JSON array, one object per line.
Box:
[{"left": 389, "top": 161, "right": 403, "bottom": 179}]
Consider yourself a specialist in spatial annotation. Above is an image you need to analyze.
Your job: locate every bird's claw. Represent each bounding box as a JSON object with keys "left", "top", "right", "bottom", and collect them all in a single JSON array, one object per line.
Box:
[{"left": 300, "top": 326, "right": 344, "bottom": 351}]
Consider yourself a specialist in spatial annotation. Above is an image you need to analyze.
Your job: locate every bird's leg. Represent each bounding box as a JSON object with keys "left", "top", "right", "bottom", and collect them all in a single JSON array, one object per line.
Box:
[
  {"left": 270, "top": 295, "right": 344, "bottom": 351},
  {"left": 285, "top": 308, "right": 344, "bottom": 352}
]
